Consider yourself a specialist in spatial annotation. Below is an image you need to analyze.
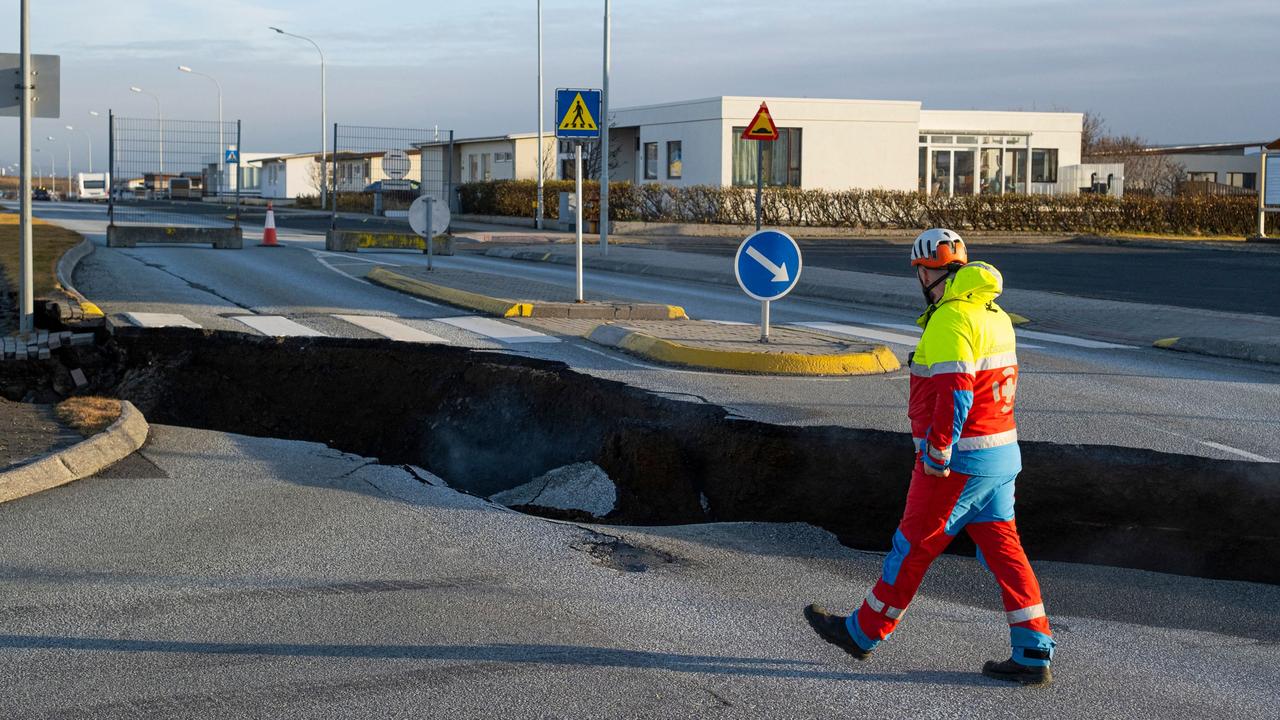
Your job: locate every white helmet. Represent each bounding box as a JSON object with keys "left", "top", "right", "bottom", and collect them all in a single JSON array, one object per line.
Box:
[{"left": 910, "top": 228, "right": 968, "bottom": 269}]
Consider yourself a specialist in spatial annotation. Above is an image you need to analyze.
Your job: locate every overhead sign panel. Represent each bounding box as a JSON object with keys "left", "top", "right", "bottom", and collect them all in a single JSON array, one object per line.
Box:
[
  {"left": 741, "top": 102, "right": 779, "bottom": 141},
  {"left": 1266, "top": 155, "right": 1280, "bottom": 207},
  {"left": 556, "top": 88, "right": 601, "bottom": 139},
  {"left": 0, "top": 53, "right": 60, "bottom": 118}
]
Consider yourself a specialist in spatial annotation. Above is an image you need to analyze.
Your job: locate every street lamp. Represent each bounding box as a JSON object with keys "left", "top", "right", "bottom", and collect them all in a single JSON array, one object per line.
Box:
[
  {"left": 66, "top": 124, "right": 92, "bottom": 174},
  {"left": 130, "top": 86, "right": 163, "bottom": 175},
  {"left": 179, "top": 64, "right": 225, "bottom": 194},
  {"left": 270, "top": 27, "right": 327, "bottom": 209},
  {"left": 43, "top": 137, "right": 58, "bottom": 194}
]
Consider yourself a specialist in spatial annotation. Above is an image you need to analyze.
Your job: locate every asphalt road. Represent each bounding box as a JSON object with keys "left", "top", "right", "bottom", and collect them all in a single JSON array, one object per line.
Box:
[
  {"left": 662, "top": 240, "right": 1280, "bottom": 317},
  {"left": 32, "top": 201, "right": 1276, "bottom": 464},
  {"left": 0, "top": 425, "right": 1274, "bottom": 718}
]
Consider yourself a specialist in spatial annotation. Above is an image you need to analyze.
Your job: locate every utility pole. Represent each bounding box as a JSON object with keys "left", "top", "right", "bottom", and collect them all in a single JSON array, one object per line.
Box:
[
  {"left": 600, "top": 0, "right": 611, "bottom": 255},
  {"left": 536, "top": 0, "right": 544, "bottom": 230},
  {"left": 18, "top": 0, "right": 34, "bottom": 332}
]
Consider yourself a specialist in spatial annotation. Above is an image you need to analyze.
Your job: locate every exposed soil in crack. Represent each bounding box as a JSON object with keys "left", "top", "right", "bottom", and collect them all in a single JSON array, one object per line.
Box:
[{"left": 2, "top": 326, "right": 1278, "bottom": 586}]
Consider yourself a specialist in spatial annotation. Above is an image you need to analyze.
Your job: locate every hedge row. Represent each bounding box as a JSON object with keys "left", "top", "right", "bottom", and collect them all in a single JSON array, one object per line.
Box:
[{"left": 457, "top": 180, "right": 1257, "bottom": 236}]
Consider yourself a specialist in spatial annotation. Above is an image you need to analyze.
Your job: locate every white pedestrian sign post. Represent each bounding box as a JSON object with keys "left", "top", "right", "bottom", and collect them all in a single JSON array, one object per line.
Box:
[
  {"left": 556, "top": 87, "right": 602, "bottom": 303},
  {"left": 409, "top": 195, "right": 450, "bottom": 272},
  {"left": 734, "top": 229, "right": 803, "bottom": 342}
]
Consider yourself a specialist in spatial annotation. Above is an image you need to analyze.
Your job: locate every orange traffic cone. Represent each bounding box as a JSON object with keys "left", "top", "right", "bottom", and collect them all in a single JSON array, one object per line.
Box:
[{"left": 260, "top": 202, "right": 279, "bottom": 247}]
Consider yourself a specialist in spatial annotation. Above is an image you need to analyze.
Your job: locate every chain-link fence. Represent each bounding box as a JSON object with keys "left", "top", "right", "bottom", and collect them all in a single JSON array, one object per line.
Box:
[
  {"left": 330, "top": 125, "right": 449, "bottom": 231},
  {"left": 109, "top": 113, "right": 241, "bottom": 232}
]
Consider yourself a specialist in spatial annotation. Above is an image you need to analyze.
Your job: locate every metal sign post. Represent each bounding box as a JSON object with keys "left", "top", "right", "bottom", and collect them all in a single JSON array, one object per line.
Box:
[
  {"left": 741, "top": 102, "right": 779, "bottom": 232},
  {"left": 555, "top": 87, "right": 601, "bottom": 304},
  {"left": 734, "top": 229, "right": 803, "bottom": 344},
  {"left": 575, "top": 142, "right": 584, "bottom": 303}
]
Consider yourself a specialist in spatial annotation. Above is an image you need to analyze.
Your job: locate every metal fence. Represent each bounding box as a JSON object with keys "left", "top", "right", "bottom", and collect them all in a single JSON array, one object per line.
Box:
[
  {"left": 330, "top": 125, "right": 450, "bottom": 230},
  {"left": 109, "top": 113, "right": 241, "bottom": 228}
]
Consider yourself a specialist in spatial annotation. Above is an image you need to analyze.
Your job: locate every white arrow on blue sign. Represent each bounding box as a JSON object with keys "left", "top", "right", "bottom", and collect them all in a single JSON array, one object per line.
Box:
[{"left": 734, "top": 229, "right": 803, "bottom": 302}]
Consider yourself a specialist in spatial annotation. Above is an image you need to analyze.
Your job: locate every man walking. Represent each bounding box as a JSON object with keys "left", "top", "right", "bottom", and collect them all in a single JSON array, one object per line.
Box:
[{"left": 805, "top": 228, "right": 1056, "bottom": 685}]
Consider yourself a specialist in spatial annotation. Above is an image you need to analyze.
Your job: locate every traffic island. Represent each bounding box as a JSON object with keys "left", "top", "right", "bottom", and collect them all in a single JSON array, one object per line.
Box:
[
  {"left": 366, "top": 266, "right": 685, "bottom": 320},
  {"left": 585, "top": 320, "right": 900, "bottom": 375}
]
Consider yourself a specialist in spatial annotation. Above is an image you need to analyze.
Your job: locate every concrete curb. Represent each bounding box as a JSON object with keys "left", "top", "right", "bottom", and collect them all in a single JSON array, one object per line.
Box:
[
  {"left": 366, "top": 267, "right": 686, "bottom": 320},
  {"left": 325, "top": 230, "right": 455, "bottom": 255},
  {"left": 587, "top": 324, "right": 901, "bottom": 376},
  {"left": 53, "top": 237, "right": 105, "bottom": 320},
  {"left": 0, "top": 401, "right": 149, "bottom": 504},
  {"left": 1154, "top": 336, "right": 1280, "bottom": 365},
  {"left": 483, "top": 247, "right": 1032, "bottom": 325}
]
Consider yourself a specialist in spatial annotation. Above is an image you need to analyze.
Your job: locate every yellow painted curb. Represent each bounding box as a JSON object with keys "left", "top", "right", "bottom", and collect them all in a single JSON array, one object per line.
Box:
[
  {"left": 79, "top": 301, "right": 105, "bottom": 319},
  {"left": 367, "top": 267, "right": 531, "bottom": 317},
  {"left": 1008, "top": 312, "right": 1030, "bottom": 326},
  {"left": 1153, "top": 337, "right": 1181, "bottom": 349},
  {"left": 0, "top": 401, "right": 149, "bottom": 504},
  {"left": 667, "top": 305, "right": 688, "bottom": 320},
  {"left": 607, "top": 329, "right": 900, "bottom": 376}
]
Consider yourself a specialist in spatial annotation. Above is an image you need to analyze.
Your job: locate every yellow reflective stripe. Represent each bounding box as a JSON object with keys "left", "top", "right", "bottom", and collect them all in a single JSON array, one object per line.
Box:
[
  {"left": 1006, "top": 603, "right": 1046, "bottom": 624},
  {"left": 956, "top": 429, "right": 1018, "bottom": 451}
]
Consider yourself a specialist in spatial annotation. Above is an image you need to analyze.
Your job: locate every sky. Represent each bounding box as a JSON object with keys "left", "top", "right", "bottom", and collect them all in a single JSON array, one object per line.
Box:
[{"left": 3, "top": 0, "right": 1279, "bottom": 173}]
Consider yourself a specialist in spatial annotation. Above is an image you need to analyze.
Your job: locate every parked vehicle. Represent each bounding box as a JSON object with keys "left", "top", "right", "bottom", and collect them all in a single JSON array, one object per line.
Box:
[
  {"left": 75, "top": 173, "right": 110, "bottom": 201},
  {"left": 31, "top": 187, "right": 51, "bottom": 201},
  {"left": 362, "top": 179, "right": 420, "bottom": 193},
  {"left": 168, "top": 175, "right": 205, "bottom": 200}
]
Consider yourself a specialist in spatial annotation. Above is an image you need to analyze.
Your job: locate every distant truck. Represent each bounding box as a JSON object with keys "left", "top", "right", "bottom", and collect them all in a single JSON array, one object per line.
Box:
[
  {"left": 168, "top": 174, "right": 205, "bottom": 200},
  {"left": 75, "top": 172, "right": 109, "bottom": 201}
]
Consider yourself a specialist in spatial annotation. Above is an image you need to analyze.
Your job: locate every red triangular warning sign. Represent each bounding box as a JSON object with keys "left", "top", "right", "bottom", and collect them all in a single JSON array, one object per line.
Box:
[{"left": 741, "top": 102, "right": 779, "bottom": 141}]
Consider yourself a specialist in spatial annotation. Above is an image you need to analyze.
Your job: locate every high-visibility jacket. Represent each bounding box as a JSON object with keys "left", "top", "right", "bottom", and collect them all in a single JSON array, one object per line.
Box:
[{"left": 909, "top": 261, "right": 1021, "bottom": 477}]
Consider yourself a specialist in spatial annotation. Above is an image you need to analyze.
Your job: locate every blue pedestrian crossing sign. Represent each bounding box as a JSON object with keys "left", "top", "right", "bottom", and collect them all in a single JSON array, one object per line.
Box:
[
  {"left": 734, "top": 229, "right": 803, "bottom": 302},
  {"left": 556, "top": 88, "right": 602, "bottom": 139},
  {"left": 224, "top": 148, "right": 239, "bottom": 164}
]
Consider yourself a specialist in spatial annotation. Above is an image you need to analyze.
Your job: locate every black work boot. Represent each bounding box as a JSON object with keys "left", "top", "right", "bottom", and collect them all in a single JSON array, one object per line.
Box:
[
  {"left": 804, "top": 604, "right": 872, "bottom": 660},
  {"left": 982, "top": 657, "right": 1052, "bottom": 685}
]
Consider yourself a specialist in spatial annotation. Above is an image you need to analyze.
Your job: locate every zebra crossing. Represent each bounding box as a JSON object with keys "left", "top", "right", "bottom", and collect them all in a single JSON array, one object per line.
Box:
[{"left": 122, "top": 312, "right": 560, "bottom": 347}]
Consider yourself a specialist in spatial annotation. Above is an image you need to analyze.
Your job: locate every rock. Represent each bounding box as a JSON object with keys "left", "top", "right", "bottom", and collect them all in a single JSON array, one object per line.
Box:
[{"left": 491, "top": 462, "right": 617, "bottom": 518}]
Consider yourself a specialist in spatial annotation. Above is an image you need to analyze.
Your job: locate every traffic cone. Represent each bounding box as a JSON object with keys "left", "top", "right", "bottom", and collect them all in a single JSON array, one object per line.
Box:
[{"left": 260, "top": 202, "right": 279, "bottom": 247}]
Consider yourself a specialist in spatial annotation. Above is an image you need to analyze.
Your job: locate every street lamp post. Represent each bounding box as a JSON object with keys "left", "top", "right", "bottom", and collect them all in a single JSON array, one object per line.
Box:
[
  {"left": 179, "top": 65, "right": 225, "bottom": 194},
  {"left": 130, "top": 86, "right": 163, "bottom": 176},
  {"left": 43, "top": 137, "right": 58, "bottom": 195},
  {"left": 536, "top": 0, "right": 544, "bottom": 230},
  {"left": 66, "top": 125, "right": 91, "bottom": 174},
  {"left": 601, "top": 0, "right": 611, "bottom": 255},
  {"left": 270, "top": 27, "right": 327, "bottom": 210}
]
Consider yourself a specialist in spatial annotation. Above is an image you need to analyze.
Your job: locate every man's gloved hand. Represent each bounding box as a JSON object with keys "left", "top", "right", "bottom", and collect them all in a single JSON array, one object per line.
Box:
[{"left": 921, "top": 460, "right": 950, "bottom": 477}]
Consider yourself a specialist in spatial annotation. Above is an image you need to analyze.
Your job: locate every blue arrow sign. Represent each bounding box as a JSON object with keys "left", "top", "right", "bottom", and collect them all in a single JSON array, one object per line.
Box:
[
  {"left": 224, "top": 148, "right": 239, "bottom": 164},
  {"left": 734, "top": 229, "right": 803, "bottom": 302}
]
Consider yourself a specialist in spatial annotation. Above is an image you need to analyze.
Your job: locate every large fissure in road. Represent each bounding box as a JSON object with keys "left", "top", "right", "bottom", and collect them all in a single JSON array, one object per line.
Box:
[{"left": 5, "top": 327, "right": 1278, "bottom": 585}]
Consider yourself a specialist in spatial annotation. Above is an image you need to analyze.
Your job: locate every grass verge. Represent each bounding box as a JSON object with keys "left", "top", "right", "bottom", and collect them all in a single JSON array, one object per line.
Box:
[
  {"left": 0, "top": 211, "right": 86, "bottom": 333},
  {"left": 55, "top": 397, "right": 122, "bottom": 437}
]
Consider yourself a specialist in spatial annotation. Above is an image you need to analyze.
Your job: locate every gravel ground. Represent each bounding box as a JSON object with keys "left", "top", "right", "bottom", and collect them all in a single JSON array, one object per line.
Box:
[{"left": 0, "top": 397, "right": 81, "bottom": 469}]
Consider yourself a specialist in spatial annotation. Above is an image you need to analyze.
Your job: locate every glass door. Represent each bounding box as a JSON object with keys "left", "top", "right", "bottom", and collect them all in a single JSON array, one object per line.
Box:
[{"left": 931, "top": 150, "right": 952, "bottom": 196}]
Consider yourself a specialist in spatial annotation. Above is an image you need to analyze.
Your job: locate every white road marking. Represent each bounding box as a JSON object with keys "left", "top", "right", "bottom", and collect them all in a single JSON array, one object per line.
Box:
[
  {"left": 436, "top": 316, "right": 560, "bottom": 344},
  {"left": 1198, "top": 441, "right": 1275, "bottom": 463},
  {"left": 312, "top": 254, "right": 373, "bottom": 286},
  {"left": 1128, "top": 419, "right": 1274, "bottom": 463},
  {"left": 1014, "top": 329, "right": 1134, "bottom": 350},
  {"left": 333, "top": 314, "right": 449, "bottom": 344},
  {"left": 123, "top": 312, "right": 202, "bottom": 329},
  {"left": 706, "top": 319, "right": 751, "bottom": 326},
  {"left": 232, "top": 315, "right": 326, "bottom": 337},
  {"left": 791, "top": 321, "right": 921, "bottom": 347},
  {"left": 304, "top": 248, "right": 402, "bottom": 266}
]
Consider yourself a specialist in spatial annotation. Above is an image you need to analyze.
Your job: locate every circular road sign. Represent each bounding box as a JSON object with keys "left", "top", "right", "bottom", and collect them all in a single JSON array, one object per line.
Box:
[
  {"left": 383, "top": 149, "right": 411, "bottom": 180},
  {"left": 734, "top": 229, "right": 803, "bottom": 302},
  {"left": 409, "top": 195, "right": 451, "bottom": 238}
]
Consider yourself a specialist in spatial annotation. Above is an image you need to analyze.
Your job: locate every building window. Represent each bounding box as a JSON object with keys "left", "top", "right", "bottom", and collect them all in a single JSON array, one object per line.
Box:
[
  {"left": 494, "top": 152, "right": 513, "bottom": 163},
  {"left": 643, "top": 142, "right": 658, "bottom": 180},
  {"left": 1031, "top": 148, "right": 1058, "bottom": 183},
  {"left": 1187, "top": 171, "right": 1216, "bottom": 183},
  {"left": 666, "top": 141, "right": 682, "bottom": 179},
  {"left": 731, "top": 127, "right": 802, "bottom": 187},
  {"left": 1227, "top": 172, "right": 1256, "bottom": 189}
]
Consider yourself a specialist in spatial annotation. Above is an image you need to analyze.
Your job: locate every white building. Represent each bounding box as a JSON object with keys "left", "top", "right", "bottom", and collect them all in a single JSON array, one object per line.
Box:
[
  {"left": 1140, "top": 142, "right": 1265, "bottom": 190},
  {"left": 601, "top": 96, "right": 1105, "bottom": 196},
  {"left": 257, "top": 152, "right": 323, "bottom": 200},
  {"left": 414, "top": 132, "right": 557, "bottom": 203}
]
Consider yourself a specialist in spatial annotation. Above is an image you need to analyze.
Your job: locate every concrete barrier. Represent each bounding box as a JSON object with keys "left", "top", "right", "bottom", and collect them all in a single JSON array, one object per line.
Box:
[
  {"left": 325, "top": 230, "right": 454, "bottom": 255},
  {"left": 107, "top": 226, "right": 242, "bottom": 249}
]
